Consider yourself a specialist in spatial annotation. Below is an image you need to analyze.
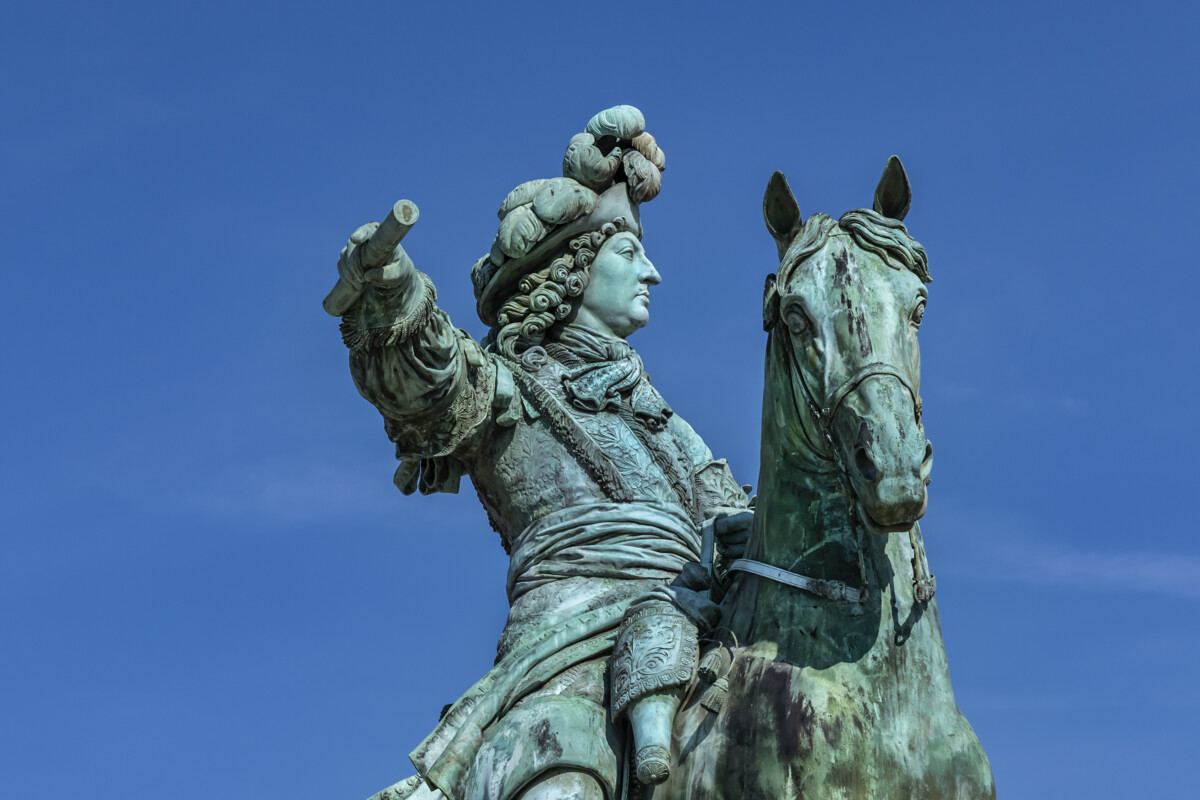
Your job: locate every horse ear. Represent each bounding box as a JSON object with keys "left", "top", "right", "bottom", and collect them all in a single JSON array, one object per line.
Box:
[
  {"left": 763, "top": 171, "right": 802, "bottom": 260},
  {"left": 873, "top": 156, "right": 911, "bottom": 221}
]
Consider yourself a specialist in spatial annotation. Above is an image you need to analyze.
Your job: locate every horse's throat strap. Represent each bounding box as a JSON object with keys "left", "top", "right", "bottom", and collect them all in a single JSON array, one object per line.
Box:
[{"left": 728, "top": 558, "right": 862, "bottom": 603}]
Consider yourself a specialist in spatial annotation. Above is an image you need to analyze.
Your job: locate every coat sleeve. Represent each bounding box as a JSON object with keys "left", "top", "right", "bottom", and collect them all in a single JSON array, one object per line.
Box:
[
  {"left": 666, "top": 414, "right": 751, "bottom": 521},
  {"left": 341, "top": 272, "right": 496, "bottom": 462}
]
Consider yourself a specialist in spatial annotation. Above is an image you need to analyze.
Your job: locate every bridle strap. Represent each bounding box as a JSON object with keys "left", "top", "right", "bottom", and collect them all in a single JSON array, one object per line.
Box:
[
  {"left": 823, "top": 362, "right": 920, "bottom": 424},
  {"left": 760, "top": 326, "right": 922, "bottom": 605},
  {"left": 728, "top": 558, "right": 862, "bottom": 604},
  {"left": 782, "top": 330, "right": 922, "bottom": 463}
]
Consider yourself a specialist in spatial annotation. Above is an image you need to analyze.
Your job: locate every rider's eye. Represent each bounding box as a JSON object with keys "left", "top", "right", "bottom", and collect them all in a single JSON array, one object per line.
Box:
[
  {"left": 911, "top": 300, "right": 926, "bottom": 327},
  {"left": 785, "top": 306, "right": 810, "bottom": 335}
]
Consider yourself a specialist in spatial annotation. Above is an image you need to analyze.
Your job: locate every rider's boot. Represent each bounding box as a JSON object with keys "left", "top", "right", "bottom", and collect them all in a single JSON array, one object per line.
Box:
[{"left": 610, "top": 599, "right": 700, "bottom": 786}]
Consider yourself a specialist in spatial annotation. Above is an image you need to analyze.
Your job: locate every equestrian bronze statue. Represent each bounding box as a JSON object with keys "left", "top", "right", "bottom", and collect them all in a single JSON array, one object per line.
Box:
[{"left": 325, "top": 106, "right": 993, "bottom": 800}]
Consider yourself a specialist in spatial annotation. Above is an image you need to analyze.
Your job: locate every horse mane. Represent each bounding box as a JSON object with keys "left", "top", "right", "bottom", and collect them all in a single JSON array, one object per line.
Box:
[
  {"left": 839, "top": 209, "right": 931, "bottom": 283},
  {"left": 780, "top": 210, "right": 931, "bottom": 285}
]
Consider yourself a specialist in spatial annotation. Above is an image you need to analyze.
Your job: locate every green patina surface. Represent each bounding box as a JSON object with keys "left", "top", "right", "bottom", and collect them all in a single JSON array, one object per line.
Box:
[
  {"left": 328, "top": 110, "right": 993, "bottom": 800},
  {"left": 650, "top": 162, "right": 993, "bottom": 800}
]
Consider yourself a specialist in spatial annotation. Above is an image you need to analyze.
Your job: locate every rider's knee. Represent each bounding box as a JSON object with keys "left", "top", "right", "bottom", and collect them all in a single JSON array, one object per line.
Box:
[
  {"left": 515, "top": 769, "right": 605, "bottom": 800},
  {"left": 464, "top": 695, "right": 619, "bottom": 800}
]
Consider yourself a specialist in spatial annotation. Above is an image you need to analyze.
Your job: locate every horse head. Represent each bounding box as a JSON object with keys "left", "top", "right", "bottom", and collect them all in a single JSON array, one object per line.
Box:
[{"left": 761, "top": 157, "right": 933, "bottom": 534}]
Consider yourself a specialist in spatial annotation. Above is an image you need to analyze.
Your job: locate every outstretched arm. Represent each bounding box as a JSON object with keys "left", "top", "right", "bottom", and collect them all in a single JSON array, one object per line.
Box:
[{"left": 326, "top": 202, "right": 493, "bottom": 459}]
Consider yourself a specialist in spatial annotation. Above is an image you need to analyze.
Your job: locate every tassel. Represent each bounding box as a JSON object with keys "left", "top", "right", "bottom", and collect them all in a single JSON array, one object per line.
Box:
[
  {"left": 697, "top": 649, "right": 724, "bottom": 684},
  {"left": 701, "top": 677, "right": 729, "bottom": 713}
]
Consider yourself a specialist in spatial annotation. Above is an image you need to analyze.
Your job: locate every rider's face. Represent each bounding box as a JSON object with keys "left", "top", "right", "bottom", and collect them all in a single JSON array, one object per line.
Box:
[{"left": 575, "top": 232, "right": 661, "bottom": 339}]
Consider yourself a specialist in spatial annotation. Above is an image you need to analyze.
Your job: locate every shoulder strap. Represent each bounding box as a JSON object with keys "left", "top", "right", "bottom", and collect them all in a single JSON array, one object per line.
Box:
[
  {"left": 500, "top": 354, "right": 636, "bottom": 503},
  {"left": 611, "top": 398, "right": 699, "bottom": 523}
]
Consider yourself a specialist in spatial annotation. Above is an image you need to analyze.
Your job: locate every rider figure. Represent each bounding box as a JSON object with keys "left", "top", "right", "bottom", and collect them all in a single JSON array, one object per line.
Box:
[{"left": 330, "top": 105, "right": 750, "bottom": 800}]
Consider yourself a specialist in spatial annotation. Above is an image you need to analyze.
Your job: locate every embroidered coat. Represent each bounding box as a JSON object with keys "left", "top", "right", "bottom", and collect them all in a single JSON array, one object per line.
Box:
[{"left": 343, "top": 276, "right": 748, "bottom": 800}]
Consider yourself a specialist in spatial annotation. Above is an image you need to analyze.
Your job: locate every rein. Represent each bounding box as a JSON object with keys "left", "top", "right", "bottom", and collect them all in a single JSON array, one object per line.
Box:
[{"left": 728, "top": 557, "right": 863, "bottom": 604}]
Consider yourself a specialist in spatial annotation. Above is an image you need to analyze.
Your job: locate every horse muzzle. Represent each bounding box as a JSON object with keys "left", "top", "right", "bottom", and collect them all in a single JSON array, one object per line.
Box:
[{"left": 833, "top": 376, "right": 931, "bottom": 533}]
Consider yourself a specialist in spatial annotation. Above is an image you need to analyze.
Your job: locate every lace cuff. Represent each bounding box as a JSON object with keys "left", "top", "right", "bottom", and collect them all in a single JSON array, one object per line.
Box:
[{"left": 339, "top": 271, "right": 437, "bottom": 353}]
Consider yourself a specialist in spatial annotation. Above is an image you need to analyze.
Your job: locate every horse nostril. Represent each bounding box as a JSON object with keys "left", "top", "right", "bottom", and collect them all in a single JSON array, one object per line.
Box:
[{"left": 853, "top": 447, "right": 877, "bottom": 481}]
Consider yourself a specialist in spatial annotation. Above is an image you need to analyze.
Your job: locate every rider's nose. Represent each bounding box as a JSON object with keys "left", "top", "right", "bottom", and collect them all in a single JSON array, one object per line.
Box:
[{"left": 640, "top": 255, "right": 661, "bottom": 285}]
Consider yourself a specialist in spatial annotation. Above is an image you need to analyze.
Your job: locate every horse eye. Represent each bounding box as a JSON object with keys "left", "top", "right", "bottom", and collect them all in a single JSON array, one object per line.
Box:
[
  {"left": 785, "top": 306, "right": 810, "bottom": 335},
  {"left": 911, "top": 300, "right": 926, "bottom": 327}
]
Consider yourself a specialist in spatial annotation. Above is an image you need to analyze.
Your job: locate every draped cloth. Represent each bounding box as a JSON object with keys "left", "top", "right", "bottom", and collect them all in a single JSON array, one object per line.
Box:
[
  {"left": 550, "top": 325, "right": 673, "bottom": 431},
  {"left": 507, "top": 502, "right": 698, "bottom": 604},
  {"left": 410, "top": 502, "right": 700, "bottom": 799}
]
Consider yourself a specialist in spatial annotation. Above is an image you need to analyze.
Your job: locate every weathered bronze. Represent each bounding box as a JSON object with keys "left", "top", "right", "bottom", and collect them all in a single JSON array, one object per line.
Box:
[
  {"left": 326, "top": 107, "right": 992, "bottom": 799},
  {"left": 648, "top": 161, "right": 995, "bottom": 799}
]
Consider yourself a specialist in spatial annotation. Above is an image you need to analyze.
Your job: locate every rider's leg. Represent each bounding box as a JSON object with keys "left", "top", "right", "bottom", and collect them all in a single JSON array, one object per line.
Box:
[
  {"left": 365, "top": 775, "right": 447, "bottom": 800},
  {"left": 515, "top": 768, "right": 605, "bottom": 800},
  {"left": 463, "top": 665, "right": 619, "bottom": 800}
]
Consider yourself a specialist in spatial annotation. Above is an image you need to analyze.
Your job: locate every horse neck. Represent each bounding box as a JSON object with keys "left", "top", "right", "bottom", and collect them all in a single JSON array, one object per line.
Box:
[{"left": 726, "top": 331, "right": 874, "bottom": 646}]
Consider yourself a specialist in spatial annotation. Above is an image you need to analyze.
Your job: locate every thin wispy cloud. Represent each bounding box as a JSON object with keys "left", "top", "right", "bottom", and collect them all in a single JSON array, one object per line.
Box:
[
  {"left": 84, "top": 451, "right": 452, "bottom": 526},
  {"left": 960, "top": 685, "right": 1200, "bottom": 713},
  {"left": 173, "top": 457, "right": 399, "bottom": 523},
  {"left": 925, "top": 384, "right": 1088, "bottom": 416},
  {"left": 935, "top": 518, "right": 1200, "bottom": 600},
  {"left": 1001, "top": 541, "right": 1200, "bottom": 600}
]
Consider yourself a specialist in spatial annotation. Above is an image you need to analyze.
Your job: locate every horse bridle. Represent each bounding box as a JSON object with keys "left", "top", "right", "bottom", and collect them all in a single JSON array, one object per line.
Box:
[
  {"left": 783, "top": 326, "right": 922, "bottom": 463},
  {"left": 724, "top": 318, "right": 926, "bottom": 605}
]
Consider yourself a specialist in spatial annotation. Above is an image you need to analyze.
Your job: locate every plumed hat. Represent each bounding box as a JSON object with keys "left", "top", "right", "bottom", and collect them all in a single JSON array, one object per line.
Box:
[{"left": 472, "top": 105, "right": 667, "bottom": 326}]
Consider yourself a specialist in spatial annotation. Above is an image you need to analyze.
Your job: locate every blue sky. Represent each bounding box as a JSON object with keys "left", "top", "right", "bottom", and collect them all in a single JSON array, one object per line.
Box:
[{"left": 2, "top": 1, "right": 1198, "bottom": 797}]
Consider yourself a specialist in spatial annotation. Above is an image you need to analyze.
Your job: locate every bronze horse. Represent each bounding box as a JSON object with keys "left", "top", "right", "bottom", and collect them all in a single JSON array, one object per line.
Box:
[{"left": 652, "top": 159, "right": 995, "bottom": 799}]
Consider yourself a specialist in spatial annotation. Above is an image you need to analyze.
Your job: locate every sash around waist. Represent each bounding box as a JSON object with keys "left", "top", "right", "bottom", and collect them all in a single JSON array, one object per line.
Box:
[
  {"left": 412, "top": 502, "right": 702, "bottom": 798},
  {"left": 506, "top": 501, "right": 701, "bottom": 604}
]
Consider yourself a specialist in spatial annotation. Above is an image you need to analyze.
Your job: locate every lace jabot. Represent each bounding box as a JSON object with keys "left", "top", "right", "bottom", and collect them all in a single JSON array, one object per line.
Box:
[{"left": 544, "top": 325, "right": 672, "bottom": 431}]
